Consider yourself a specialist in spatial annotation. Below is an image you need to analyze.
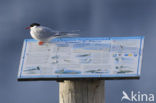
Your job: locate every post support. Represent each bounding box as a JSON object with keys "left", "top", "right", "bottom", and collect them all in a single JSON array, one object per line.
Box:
[{"left": 59, "top": 80, "right": 105, "bottom": 103}]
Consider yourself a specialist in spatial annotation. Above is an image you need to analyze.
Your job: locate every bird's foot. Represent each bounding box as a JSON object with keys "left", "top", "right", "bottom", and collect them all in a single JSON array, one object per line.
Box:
[{"left": 38, "top": 41, "right": 44, "bottom": 45}]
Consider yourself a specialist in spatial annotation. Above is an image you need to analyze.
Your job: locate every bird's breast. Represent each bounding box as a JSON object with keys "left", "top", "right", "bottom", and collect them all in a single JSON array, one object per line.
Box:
[{"left": 30, "top": 30, "right": 40, "bottom": 40}]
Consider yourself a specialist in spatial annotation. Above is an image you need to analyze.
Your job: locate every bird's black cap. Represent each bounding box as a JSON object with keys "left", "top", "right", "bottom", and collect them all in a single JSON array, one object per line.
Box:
[{"left": 30, "top": 23, "right": 40, "bottom": 27}]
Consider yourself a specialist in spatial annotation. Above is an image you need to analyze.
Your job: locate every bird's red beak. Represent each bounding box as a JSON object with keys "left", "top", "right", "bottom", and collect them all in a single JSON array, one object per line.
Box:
[{"left": 25, "top": 27, "right": 30, "bottom": 30}]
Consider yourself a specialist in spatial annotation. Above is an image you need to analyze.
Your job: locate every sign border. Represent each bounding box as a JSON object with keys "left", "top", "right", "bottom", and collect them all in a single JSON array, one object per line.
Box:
[{"left": 18, "top": 36, "right": 144, "bottom": 81}]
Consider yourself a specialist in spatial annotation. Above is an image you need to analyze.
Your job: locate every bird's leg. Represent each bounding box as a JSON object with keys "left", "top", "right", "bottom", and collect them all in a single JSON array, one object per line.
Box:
[{"left": 38, "top": 41, "right": 44, "bottom": 45}]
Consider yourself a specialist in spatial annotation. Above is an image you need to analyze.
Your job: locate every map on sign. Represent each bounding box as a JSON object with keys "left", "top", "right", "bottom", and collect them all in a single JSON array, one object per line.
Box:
[{"left": 18, "top": 36, "right": 144, "bottom": 80}]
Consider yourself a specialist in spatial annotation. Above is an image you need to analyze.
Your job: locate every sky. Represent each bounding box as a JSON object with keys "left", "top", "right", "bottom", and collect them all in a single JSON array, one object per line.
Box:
[{"left": 0, "top": 0, "right": 156, "bottom": 103}]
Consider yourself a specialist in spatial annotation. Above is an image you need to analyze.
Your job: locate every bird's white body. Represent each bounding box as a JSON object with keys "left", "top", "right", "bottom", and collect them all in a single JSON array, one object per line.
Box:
[
  {"left": 30, "top": 26, "right": 58, "bottom": 42},
  {"left": 30, "top": 25, "right": 79, "bottom": 42}
]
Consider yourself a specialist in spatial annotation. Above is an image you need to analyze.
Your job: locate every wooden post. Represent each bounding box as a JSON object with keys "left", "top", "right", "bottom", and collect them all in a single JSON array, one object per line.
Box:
[{"left": 59, "top": 80, "right": 105, "bottom": 103}]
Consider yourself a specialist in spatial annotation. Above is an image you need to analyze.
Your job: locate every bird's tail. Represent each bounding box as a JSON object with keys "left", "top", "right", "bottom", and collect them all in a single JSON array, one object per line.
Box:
[
  {"left": 64, "top": 33, "right": 80, "bottom": 37},
  {"left": 58, "top": 31, "right": 80, "bottom": 37}
]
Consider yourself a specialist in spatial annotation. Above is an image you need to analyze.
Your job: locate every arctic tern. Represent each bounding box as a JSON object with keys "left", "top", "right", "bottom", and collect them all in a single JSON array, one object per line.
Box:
[{"left": 25, "top": 23, "right": 79, "bottom": 45}]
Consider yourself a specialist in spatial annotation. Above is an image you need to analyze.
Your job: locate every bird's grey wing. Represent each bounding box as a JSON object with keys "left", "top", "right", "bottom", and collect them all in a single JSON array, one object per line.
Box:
[{"left": 36, "top": 26, "right": 57, "bottom": 41}]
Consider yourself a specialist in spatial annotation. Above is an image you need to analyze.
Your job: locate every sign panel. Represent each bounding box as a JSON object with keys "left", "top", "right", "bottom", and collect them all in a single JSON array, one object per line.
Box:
[{"left": 18, "top": 36, "right": 144, "bottom": 80}]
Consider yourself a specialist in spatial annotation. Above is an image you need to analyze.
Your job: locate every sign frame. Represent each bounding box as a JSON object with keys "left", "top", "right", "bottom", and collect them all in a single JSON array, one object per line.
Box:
[{"left": 18, "top": 36, "right": 144, "bottom": 81}]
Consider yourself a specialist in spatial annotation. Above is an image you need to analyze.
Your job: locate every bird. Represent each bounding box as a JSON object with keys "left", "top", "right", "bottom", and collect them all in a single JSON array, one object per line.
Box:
[{"left": 25, "top": 23, "right": 79, "bottom": 45}]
